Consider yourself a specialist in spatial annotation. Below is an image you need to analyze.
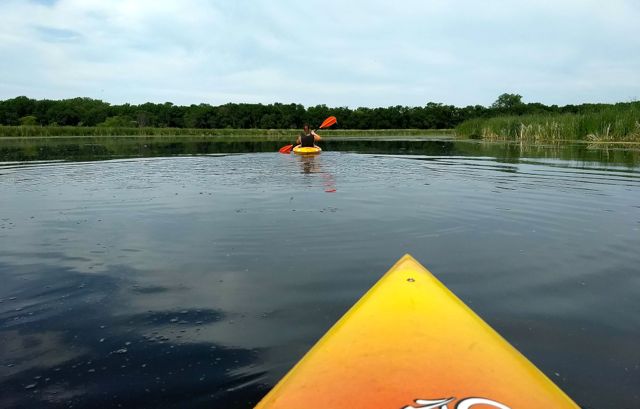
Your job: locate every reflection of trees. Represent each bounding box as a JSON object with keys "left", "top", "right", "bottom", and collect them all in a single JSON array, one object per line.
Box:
[{"left": 0, "top": 138, "right": 637, "bottom": 167}]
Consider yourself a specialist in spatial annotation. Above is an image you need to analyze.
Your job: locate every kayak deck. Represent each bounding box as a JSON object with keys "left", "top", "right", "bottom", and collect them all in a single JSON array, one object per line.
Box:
[{"left": 255, "top": 254, "right": 578, "bottom": 409}]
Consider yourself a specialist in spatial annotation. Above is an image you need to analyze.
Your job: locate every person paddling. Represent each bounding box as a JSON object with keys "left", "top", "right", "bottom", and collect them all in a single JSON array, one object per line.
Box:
[
  {"left": 278, "top": 116, "right": 335, "bottom": 154},
  {"left": 296, "top": 124, "right": 321, "bottom": 148}
]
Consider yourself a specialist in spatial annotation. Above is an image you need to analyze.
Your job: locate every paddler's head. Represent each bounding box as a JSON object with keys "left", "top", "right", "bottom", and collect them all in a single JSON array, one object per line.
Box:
[{"left": 303, "top": 123, "right": 310, "bottom": 133}]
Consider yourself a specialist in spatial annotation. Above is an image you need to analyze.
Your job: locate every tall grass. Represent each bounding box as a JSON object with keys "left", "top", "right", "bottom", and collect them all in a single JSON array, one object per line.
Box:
[
  {"left": 0, "top": 126, "right": 453, "bottom": 138},
  {"left": 456, "top": 105, "right": 640, "bottom": 142}
]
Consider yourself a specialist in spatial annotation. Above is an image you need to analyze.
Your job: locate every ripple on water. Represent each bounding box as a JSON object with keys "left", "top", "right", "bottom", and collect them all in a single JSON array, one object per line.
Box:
[{"left": 1, "top": 152, "right": 639, "bottom": 408}]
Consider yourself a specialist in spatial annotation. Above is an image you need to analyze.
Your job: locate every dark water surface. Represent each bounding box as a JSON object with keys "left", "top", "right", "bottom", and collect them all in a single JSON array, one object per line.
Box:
[{"left": 1, "top": 141, "right": 639, "bottom": 408}]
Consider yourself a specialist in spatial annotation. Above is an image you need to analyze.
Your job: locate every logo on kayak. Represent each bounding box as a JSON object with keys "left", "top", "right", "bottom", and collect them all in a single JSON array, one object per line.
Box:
[{"left": 403, "top": 397, "right": 510, "bottom": 409}]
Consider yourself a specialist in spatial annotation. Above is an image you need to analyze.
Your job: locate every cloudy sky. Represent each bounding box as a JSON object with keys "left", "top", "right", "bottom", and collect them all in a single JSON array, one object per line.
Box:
[{"left": 1, "top": 0, "right": 639, "bottom": 107}]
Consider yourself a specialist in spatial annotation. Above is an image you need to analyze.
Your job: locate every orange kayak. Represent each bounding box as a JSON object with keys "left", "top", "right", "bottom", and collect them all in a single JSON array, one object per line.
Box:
[{"left": 255, "top": 254, "right": 579, "bottom": 409}]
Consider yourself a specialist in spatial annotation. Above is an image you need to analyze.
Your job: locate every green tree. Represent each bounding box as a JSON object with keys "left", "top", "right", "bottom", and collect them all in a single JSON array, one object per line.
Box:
[
  {"left": 97, "top": 116, "right": 135, "bottom": 127},
  {"left": 19, "top": 115, "right": 38, "bottom": 126},
  {"left": 491, "top": 93, "right": 524, "bottom": 110}
]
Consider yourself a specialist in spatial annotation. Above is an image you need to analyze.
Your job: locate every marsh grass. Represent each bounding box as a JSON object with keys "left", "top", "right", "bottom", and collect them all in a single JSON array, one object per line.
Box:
[
  {"left": 456, "top": 105, "right": 640, "bottom": 142},
  {"left": 0, "top": 126, "right": 453, "bottom": 138}
]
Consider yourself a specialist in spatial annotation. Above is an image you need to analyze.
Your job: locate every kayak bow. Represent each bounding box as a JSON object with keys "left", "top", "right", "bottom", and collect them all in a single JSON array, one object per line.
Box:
[{"left": 255, "top": 254, "right": 579, "bottom": 409}]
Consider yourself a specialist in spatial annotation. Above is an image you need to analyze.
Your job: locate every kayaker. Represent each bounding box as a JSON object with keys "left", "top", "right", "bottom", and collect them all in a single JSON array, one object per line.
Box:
[{"left": 296, "top": 124, "right": 321, "bottom": 148}]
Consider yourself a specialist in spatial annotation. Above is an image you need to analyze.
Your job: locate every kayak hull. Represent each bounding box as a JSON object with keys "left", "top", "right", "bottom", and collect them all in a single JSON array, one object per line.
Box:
[
  {"left": 255, "top": 254, "right": 579, "bottom": 409},
  {"left": 292, "top": 145, "right": 321, "bottom": 155}
]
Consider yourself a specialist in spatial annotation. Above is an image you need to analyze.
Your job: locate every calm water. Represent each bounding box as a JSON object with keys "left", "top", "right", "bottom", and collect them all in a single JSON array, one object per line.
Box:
[{"left": 1, "top": 141, "right": 639, "bottom": 408}]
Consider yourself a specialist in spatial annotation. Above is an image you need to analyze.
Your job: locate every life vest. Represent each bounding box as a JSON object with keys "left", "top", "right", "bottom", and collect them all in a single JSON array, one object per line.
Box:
[{"left": 300, "top": 132, "right": 315, "bottom": 147}]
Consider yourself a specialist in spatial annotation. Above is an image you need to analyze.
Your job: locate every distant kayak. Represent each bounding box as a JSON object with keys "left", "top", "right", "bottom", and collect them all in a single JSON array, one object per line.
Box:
[
  {"left": 255, "top": 254, "right": 579, "bottom": 409},
  {"left": 292, "top": 145, "right": 321, "bottom": 155}
]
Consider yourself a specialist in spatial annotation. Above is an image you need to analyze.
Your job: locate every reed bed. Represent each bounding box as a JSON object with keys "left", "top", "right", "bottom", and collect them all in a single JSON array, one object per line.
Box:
[
  {"left": 0, "top": 126, "right": 453, "bottom": 138},
  {"left": 456, "top": 106, "right": 640, "bottom": 142}
]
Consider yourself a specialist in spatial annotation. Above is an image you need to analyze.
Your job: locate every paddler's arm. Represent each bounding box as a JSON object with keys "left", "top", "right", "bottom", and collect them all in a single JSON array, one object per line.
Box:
[{"left": 312, "top": 130, "right": 322, "bottom": 142}]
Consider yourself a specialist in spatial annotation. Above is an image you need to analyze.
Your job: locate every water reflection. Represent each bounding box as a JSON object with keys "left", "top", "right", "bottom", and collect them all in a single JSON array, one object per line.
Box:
[
  {"left": 296, "top": 155, "right": 321, "bottom": 174},
  {"left": 294, "top": 154, "right": 337, "bottom": 192},
  {"left": 1, "top": 151, "right": 639, "bottom": 408},
  {"left": 1, "top": 136, "right": 639, "bottom": 167},
  {"left": 0, "top": 260, "right": 266, "bottom": 408}
]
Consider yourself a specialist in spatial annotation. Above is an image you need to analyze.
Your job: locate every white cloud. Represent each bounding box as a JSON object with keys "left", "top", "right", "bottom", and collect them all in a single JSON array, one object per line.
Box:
[{"left": 0, "top": 0, "right": 639, "bottom": 107}]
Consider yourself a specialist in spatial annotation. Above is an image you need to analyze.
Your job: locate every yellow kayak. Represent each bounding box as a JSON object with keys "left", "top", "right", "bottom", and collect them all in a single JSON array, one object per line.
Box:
[
  {"left": 255, "top": 254, "right": 579, "bottom": 409},
  {"left": 292, "top": 145, "right": 322, "bottom": 155}
]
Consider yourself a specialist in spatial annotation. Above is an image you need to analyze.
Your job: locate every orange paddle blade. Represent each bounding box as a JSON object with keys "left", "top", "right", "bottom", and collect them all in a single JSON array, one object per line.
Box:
[
  {"left": 319, "top": 116, "right": 337, "bottom": 129},
  {"left": 279, "top": 144, "right": 293, "bottom": 154}
]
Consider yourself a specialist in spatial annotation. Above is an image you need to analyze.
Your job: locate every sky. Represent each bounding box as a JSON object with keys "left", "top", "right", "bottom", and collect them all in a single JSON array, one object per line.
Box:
[{"left": 0, "top": 0, "right": 639, "bottom": 107}]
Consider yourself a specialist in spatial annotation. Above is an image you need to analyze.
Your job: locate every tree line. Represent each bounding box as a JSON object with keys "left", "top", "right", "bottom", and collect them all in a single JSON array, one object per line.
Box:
[{"left": 0, "top": 94, "right": 636, "bottom": 130}]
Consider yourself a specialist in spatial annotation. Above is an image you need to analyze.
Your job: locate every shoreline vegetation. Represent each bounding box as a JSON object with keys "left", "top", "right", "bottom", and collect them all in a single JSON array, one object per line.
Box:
[
  {"left": 0, "top": 94, "right": 638, "bottom": 143},
  {"left": 456, "top": 105, "right": 640, "bottom": 143},
  {"left": 0, "top": 126, "right": 453, "bottom": 138}
]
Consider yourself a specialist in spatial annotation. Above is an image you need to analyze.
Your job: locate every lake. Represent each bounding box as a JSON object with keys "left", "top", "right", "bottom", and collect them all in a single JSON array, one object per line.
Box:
[{"left": 1, "top": 139, "right": 639, "bottom": 408}]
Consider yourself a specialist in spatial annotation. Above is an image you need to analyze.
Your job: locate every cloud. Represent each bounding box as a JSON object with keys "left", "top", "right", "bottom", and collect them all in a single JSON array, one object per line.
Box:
[
  {"left": 0, "top": 0, "right": 639, "bottom": 107},
  {"left": 34, "top": 26, "right": 82, "bottom": 42},
  {"left": 30, "top": 0, "right": 58, "bottom": 5}
]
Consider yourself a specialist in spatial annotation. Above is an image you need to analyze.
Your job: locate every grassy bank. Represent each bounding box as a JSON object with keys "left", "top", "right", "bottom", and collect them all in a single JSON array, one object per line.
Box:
[
  {"left": 0, "top": 126, "right": 453, "bottom": 138},
  {"left": 456, "top": 105, "right": 640, "bottom": 143}
]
